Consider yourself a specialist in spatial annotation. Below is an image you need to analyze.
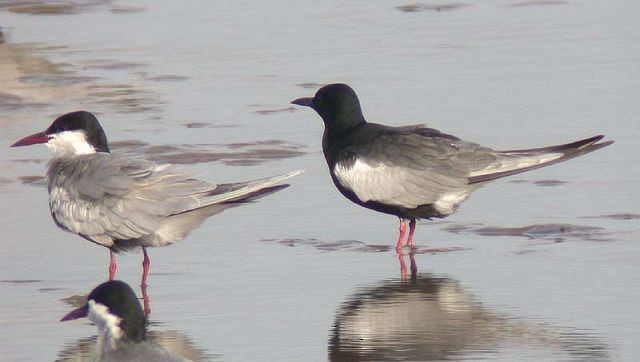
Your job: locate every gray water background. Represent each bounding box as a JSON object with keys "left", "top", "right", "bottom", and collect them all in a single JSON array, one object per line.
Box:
[{"left": 0, "top": 0, "right": 638, "bottom": 360}]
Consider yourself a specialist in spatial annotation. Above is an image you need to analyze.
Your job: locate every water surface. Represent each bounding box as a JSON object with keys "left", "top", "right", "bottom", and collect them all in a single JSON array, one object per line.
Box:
[{"left": 0, "top": 1, "right": 638, "bottom": 361}]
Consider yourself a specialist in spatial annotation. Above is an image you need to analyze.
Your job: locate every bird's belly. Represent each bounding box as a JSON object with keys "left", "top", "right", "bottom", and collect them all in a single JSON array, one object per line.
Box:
[{"left": 331, "top": 178, "right": 447, "bottom": 219}]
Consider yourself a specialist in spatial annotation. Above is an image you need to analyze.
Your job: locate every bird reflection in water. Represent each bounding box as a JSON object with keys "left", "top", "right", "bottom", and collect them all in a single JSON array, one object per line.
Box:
[
  {"left": 57, "top": 329, "right": 215, "bottom": 362},
  {"left": 329, "top": 272, "right": 610, "bottom": 361},
  {"left": 58, "top": 280, "right": 214, "bottom": 361},
  {"left": 398, "top": 250, "right": 417, "bottom": 281},
  {"left": 61, "top": 281, "right": 152, "bottom": 317}
]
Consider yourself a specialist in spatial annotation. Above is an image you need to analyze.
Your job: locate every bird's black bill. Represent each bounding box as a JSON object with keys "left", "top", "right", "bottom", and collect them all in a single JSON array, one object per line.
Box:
[
  {"left": 11, "top": 131, "right": 50, "bottom": 147},
  {"left": 61, "top": 304, "right": 89, "bottom": 322},
  {"left": 291, "top": 97, "right": 314, "bottom": 107}
]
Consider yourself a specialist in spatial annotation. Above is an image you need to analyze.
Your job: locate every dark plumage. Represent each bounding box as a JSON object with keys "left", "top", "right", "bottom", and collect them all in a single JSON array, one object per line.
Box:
[
  {"left": 61, "top": 281, "right": 146, "bottom": 340},
  {"left": 292, "top": 83, "right": 613, "bottom": 251},
  {"left": 61, "top": 281, "right": 188, "bottom": 361}
]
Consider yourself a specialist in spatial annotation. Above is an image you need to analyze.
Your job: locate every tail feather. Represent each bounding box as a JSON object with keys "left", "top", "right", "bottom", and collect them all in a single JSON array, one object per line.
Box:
[
  {"left": 468, "top": 136, "right": 613, "bottom": 184},
  {"left": 201, "top": 169, "right": 305, "bottom": 206}
]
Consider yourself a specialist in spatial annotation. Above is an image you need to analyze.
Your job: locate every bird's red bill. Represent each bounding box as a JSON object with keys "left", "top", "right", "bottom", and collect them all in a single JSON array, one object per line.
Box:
[
  {"left": 60, "top": 305, "right": 89, "bottom": 322},
  {"left": 11, "top": 131, "right": 50, "bottom": 147}
]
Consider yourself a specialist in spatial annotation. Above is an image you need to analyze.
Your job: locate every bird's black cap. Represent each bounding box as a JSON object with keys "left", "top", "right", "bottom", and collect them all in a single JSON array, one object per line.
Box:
[
  {"left": 61, "top": 280, "right": 146, "bottom": 343},
  {"left": 46, "top": 111, "right": 110, "bottom": 152},
  {"left": 292, "top": 83, "right": 366, "bottom": 131}
]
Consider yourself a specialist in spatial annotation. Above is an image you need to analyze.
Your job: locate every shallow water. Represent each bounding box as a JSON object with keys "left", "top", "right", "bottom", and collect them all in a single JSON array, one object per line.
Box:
[{"left": 1, "top": 0, "right": 638, "bottom": 361}]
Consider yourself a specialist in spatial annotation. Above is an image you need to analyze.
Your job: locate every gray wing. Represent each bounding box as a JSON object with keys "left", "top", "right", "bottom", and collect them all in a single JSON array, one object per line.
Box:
[
  {"left": 48, "top": 153, "right": 218, "bottom": 246},
  {"left": 49, "top": 154, "right": 303, "bottom": 247},
  {"left": 332, "top": 131, "right": 496, "bottom": 214}
]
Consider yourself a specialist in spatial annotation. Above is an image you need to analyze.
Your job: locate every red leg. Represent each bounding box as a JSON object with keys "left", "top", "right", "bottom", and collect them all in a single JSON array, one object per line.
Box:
[
  {"left": 406, "top": 219, "right": 417, "bottom": 248},
  {"left": 141, "top": 247, "right": 150, "bottom": 287},
  {"left": 395, "top": 218, "right": 407, "bottom": 252},
  {"left": 108, "top": 250, "right": 117, "bottom": 281},
  {"left": 141, "top": 283, "right": 151, "bottom": 317},
  {"left": 398, "top": 251, "right": 408, "bottom": 281}
]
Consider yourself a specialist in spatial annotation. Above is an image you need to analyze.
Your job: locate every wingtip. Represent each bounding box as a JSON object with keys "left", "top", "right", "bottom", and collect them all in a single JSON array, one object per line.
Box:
[
  {"left": 582, "top": 135, "right": 605, "bottom": 146},
  {"left": 279, "top": 168, "right": 306, "bottom": 179},
  {"left": 557, "top": 135, "right": 613, "bottom": 152},
  {"left": 264, "top": 168, "right": 306, "bottom": 184},
  {"left": 587, "top": 135, "right": 614, "bottom": 148}
]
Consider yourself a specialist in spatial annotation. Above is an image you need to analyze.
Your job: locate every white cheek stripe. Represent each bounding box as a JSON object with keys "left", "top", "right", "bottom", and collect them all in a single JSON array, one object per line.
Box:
[
  {"left": 45, "top": 130, "right": 96, "bottom": 156},
  {"left": 88, "top": 300, "right": 123, "bottom": 348}
]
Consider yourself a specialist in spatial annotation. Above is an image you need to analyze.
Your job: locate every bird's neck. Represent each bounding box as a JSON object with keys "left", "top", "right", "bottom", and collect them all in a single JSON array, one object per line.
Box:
[
  {"left": 322, "top": 121, "right": 364, "bottom": 164},
  {"left": 323, "top": 112, "right": 366, "bottom": 133}
]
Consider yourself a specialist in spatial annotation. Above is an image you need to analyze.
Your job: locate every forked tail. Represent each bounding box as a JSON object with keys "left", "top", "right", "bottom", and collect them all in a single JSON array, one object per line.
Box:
[{"left": 468, "top": 135, "right": 613, "bottom": 184}]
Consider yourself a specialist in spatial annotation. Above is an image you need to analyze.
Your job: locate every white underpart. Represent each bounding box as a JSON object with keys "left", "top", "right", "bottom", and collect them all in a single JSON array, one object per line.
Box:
[
  {"left": 334, "top": 159, "right": 395, "bottom": 203},
  {"left": 88, "top": 300, "right": 123, "bottom": 351},
  {"left": 469, "top": 152, "right": 564, "bottom": 178},
  {"left": 334, "top": 158, "right": 470, "bottom": 212},
  {"left": 434, "top": 190, "right": 470, "bottom": 215},
  {"left": 46, "top": 130, "right": 96, "bottom": 156}
]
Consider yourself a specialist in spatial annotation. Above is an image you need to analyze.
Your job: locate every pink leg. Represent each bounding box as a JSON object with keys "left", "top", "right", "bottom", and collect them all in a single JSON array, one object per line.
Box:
[
  {"left": 395, "top": 218, "right": 407, "bottom": 252},
  {"left": 141, "top": 283, "right": 151, "bottom": 317},
  {"left": 108, "top": 250, "right": 117, "bottom": 281},
  {"left": 141, "top": 247, "right": 150, "bottom": 287},
  {"left": 406, "top": 219, "right": 417, "bottom": 248},
  {"left": 398, "top": 251, "right": 408, "bottom": 280}
]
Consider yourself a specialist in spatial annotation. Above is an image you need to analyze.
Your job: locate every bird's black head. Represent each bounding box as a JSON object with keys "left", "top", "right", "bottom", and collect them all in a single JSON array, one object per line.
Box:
[
  {"left": 292, "top": 83, "right": 366, "bottom": 131},
  {"left": 46, "top": 111, "right": 110, "bottom": 152},
  {"left": 61, "top": 280, "right": 146, "bottom": 343},
  {"left": 11, "top": 111, "right": 110, "bottom": 153}
]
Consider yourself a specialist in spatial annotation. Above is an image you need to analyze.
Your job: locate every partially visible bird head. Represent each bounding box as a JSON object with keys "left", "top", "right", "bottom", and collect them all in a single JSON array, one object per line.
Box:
[
  {"left": 11, "top": 111, "right": 110, "bottom": 155},
  {"left": 61, "top": 280, "right": 146, "bottom": 345},
  {"left": 292, "top": 83, "right": 366, "bottom": 131}
]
